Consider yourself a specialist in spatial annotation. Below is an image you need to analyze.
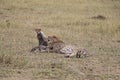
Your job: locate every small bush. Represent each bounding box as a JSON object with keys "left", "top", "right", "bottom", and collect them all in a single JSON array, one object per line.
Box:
[
  {"left": 0, "top": 53, "right": 13, "bottom": 65},
  {"left": 13, "top": 56, "right": 28, "bottom": 69}
]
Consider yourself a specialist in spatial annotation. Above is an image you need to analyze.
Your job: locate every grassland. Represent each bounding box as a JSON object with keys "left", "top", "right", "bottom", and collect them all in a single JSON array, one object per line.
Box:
[{"left": 0, "top": 0, "right": 120, "bottom": 80}]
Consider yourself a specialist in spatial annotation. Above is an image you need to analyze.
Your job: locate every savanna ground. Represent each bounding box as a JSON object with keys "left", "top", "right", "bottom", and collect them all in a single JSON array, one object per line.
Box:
[{"left": 0, "top": 0, "right": 120, "bottom": 80}]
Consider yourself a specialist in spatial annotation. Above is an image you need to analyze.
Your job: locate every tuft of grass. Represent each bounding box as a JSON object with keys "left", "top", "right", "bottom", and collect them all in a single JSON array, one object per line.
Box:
[
  {"left": 0, "top": 52, "right": 28, "bottom": 69},
  {"left": 13, "top": 56, "right": 29, "bottom": 69},
  {"left": 0, "top": 53, "right": 13, "bottom": 65}
]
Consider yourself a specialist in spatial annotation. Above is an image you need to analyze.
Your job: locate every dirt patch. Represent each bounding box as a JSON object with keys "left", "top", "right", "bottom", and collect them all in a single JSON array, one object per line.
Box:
[
  {"left": 116, "top": 40, "right": 120, "bottom": 43},
  {"left": 91, "top": 15, "right": 106, "bottom": 20},
  {"left": 0, "top": 12, "right": 3, "bottom": 15}
]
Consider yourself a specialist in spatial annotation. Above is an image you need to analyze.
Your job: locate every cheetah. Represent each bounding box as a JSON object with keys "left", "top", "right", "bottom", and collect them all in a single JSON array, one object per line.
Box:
[
  {"left": 35, "top": 28, "right": 48, "bottom": 46},
  {"left": 31, "top": 28, "right": 49, "bottom": 52}
]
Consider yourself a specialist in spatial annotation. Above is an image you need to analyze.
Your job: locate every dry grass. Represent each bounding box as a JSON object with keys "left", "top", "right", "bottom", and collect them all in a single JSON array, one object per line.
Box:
[{"left": 0, "top": 0, "right": 120, "bottom": 80}]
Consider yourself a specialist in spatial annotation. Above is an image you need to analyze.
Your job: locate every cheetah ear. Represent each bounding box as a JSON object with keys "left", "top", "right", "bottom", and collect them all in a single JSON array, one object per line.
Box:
[{"left": 35, "top": 28, "right": 41, "bottom": 33}]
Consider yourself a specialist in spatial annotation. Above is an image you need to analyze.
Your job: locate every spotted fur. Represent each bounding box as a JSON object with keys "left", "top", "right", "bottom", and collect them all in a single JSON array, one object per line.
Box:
[
  {"left": 47, "top": 36, "right": 65, "bottom": 53},
  {"left": 60, "top": 45, "right": 88, "bottom": 58}
]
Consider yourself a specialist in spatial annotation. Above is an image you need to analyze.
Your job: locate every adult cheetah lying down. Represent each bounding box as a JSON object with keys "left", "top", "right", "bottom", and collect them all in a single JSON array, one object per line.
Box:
[{"left": 47, "top": 37, "right": 89, "bottom": 58}]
